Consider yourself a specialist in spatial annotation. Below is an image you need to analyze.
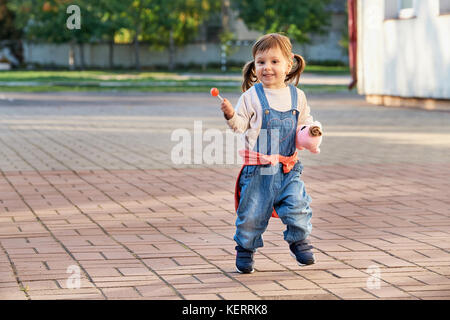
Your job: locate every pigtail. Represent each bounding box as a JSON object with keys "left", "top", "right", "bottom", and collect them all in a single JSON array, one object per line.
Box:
[
  {"left": 285, "top": 53, "right": 306, "bottom": 87},
  {"left": 241, "top": 60, "right": 257, "bottom": 92}
]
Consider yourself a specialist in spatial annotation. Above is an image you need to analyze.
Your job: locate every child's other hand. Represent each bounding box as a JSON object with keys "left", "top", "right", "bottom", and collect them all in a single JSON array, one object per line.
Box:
[{"left": 221, "top": 98, "right": 234, "bottom": 120}]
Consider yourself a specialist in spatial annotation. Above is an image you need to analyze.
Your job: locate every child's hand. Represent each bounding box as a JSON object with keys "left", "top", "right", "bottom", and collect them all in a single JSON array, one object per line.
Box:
[{"left": 221, "top": 98, "right": 234, "bottom": 120}]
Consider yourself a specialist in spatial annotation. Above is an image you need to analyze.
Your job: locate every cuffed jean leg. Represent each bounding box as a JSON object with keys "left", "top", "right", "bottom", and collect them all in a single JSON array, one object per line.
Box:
[
  {"left": 234, "top": 205, "right": 273, "bottom": 250},
  {"left": 234, "top": 166, "right": 275, "bottom": 251}
]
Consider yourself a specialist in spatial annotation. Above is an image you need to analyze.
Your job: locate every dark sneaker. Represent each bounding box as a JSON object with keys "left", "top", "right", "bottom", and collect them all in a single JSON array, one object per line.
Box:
[
  {"left": 289, "top": 240, "right": 315, "bottom": 266},
  {"left": 235, "top": 245, "right": 255, "bottom": 274}
]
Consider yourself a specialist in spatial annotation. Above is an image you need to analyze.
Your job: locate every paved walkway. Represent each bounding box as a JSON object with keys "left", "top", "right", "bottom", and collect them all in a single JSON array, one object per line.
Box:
[{"left": 0, "top": 91, "right": 449, "bottom": 300}]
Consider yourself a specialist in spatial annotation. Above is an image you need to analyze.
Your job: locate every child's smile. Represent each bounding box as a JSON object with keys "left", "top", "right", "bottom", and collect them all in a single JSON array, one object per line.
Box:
[{"left": 255, "top": 47, "right": 292, "bottom": 89}]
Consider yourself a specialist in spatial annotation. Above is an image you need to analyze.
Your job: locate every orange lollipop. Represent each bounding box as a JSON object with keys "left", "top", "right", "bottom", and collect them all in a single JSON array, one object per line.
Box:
[{"left": 210, "top": 87, "right": 223, "bottom": 102}]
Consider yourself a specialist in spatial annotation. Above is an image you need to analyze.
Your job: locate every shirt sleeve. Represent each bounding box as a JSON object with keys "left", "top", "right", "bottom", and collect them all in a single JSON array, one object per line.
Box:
[
  {"left": 297, "top": 89, "right": 315, "bottom": 127},
  {"left": 226, "top": 94, "right": 253, "bottom": 133}
]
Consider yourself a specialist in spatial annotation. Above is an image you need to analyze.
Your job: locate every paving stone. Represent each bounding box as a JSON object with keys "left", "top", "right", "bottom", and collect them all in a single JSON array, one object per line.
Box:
[
  {"left": 328, "top": 288, "right": 377, "bottom": 299},
  {"left": 0, "top": 92, "right": 448, "bottom": 300}
]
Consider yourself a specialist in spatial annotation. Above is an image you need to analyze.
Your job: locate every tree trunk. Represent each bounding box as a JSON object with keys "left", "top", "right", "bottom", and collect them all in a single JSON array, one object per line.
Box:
[
  {"left": 79, "top": 42, "right": 85, "bottom": 70},
  {"left": 27, "top": 40, "right": 33, "bottom": 69},
  {"left": 134, "top": 34, "right": 140, "bottom": 71},
  {"left": 69, "top": 40, "right": 75, "bottom": 70},
  {"left": 221, "top": 0, "right": 231, "bottom": 33},
  {"left": 200, "top": 23, "right": 207, "bottom": 71},
  {"left": 221, "top": 0, "right": 231, "bottom": 72},
  {"left": 168, "top": 29, "right": 175, "bottom": 71},
  {"left": 133, "top": 5, "right": 142, "bottom": 72},
  {"left": 109, "top": 37, "right": 114, "bottom": 70}
]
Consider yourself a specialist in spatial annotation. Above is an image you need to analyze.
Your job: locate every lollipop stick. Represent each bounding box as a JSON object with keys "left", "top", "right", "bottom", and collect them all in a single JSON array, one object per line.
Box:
[{"left": 217, "top": 94, "right": 224, "bottom": 102}]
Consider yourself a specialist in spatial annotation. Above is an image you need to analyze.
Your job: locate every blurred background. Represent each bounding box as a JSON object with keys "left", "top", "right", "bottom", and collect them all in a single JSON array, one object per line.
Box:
[
  {"left": 0, "top": 0, "right": 449, "bottom": 108},
  {"left": 0, "top": 0, "right": 353, "bottom": 94},
  {"left": 1, "top": 0, "right": 348, "bottom": 70}
]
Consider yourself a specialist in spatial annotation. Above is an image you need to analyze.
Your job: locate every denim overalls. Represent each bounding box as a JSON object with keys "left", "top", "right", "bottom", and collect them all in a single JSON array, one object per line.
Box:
[{"left": 234, "top": 83, "right": 313, "bottom": 251}]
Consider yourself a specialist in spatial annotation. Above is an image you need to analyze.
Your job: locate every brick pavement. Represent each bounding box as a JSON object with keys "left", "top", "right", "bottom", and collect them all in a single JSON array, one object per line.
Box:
[{"left": 0, "top": 91, "right": 449, "bottom": 300}]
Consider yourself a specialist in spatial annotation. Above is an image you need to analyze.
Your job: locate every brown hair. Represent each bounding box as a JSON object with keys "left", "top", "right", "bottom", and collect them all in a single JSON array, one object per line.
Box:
[{"left": 241, "top": 33, "right": 306, "bottom": 92}]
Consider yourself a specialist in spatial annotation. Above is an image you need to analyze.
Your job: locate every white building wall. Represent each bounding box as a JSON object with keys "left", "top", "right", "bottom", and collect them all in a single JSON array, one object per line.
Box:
[{"left": 357, "top": 0, "right": 450, "bottom": 99}]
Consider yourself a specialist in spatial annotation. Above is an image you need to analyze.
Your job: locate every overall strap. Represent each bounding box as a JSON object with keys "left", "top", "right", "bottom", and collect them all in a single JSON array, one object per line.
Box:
[
  {"left": 289, "top": 84, "right": 298, "bottom": 111},
  {"left": 254, "top": 83, "right": 270, "bottom": 111}
]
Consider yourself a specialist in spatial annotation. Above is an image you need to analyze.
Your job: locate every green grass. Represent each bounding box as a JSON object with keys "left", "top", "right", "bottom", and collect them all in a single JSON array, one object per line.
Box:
[
  {"left": 0, "top": 65, "right": 349, "bottom": 81},
  {"left": 0, "top": 67, "right": 351, "bottom": 93},
  {"left": 304, "top": 65, "right": 349, "bottom": 74},
  {"left": 0, "top": 70, "right": 206, "bottom": 82}
]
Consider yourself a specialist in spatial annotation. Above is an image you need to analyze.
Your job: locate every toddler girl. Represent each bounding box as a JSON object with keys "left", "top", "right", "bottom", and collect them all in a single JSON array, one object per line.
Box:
[{"left": 220, "top": 33, "right": 321, "bottom": 273}]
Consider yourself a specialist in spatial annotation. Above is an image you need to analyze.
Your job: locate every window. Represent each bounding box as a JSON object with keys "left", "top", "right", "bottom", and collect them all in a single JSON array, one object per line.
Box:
[
  {"left": 399, "top": 0, "right": 413, "bottom": 8},
  {"left": 398, "top": 0, "right": 415, "bottom": 19},
  {"left": 440, "top": 0, "right": 450, "bottom": 15},
  {"left": 384, "top": 0, "right": 416, "bottom": 20}
]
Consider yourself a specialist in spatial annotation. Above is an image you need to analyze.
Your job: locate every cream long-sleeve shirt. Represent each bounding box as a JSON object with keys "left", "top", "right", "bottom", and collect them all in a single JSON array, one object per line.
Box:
[{"left": 226, "top": 85, "right": 315, "bottom": 150}]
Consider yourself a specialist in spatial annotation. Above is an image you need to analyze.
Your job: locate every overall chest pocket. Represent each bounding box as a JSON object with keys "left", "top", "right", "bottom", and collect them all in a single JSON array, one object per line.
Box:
[{"left": 267, "top": 117, "right": 295, "bottom": 142}]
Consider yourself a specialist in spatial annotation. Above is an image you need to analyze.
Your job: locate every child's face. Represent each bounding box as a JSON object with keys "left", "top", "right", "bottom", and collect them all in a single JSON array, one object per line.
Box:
[{"left": 255, "top": 46, "right": 292, "bottom": 89}]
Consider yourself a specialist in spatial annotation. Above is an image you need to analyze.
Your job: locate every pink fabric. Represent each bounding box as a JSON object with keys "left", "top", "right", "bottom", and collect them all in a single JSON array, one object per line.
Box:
[{"left": 238, "top": 149, "right": 298, "bottom": 173}]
